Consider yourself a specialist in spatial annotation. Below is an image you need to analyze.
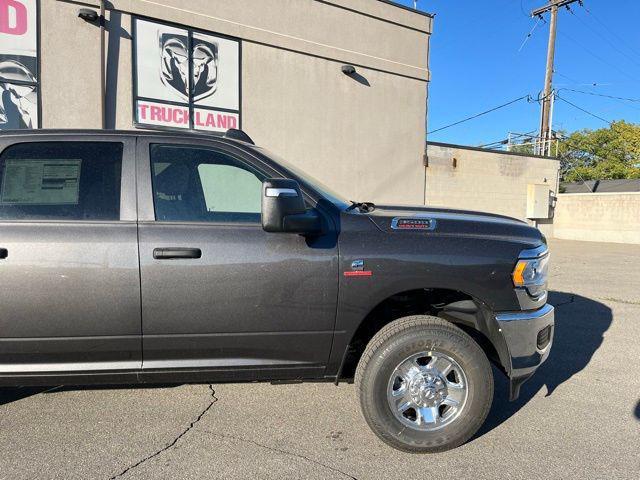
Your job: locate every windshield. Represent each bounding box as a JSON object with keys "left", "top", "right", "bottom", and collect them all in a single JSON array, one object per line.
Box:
[{"left": 253, "top": 146, "right": 351, "bottom": 209}]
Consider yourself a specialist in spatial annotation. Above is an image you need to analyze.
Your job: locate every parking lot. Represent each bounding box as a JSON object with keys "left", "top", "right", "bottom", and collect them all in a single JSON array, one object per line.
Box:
[{"left": 1, "top": 239, "right": 638, "bottom": 480}]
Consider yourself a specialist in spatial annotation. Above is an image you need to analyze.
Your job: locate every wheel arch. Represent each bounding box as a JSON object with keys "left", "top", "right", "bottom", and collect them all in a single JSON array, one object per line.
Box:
[{"left": 337, "top": 287, "right": 511, "bottom": 382}]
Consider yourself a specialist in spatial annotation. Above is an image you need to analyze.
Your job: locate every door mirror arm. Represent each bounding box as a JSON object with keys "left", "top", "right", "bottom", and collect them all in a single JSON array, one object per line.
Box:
[{"left": 282, "top": 209, "right": 322, "bottom": 235}]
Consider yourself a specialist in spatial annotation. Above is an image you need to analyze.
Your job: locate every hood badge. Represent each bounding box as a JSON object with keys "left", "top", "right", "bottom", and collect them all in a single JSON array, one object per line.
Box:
[{"left": 391, "top": 217, "right": 437, "bottom": 231}]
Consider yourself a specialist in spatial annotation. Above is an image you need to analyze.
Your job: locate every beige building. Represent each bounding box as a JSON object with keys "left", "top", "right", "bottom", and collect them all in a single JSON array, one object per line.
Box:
[{"left": 1, "top": 0, "right": 433, "bottom": 205}]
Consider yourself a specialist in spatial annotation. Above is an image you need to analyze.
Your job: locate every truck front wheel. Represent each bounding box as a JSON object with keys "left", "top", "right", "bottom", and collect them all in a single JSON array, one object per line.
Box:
[{"left": 355, "top": 315, "right": 493, "bottom": 452}]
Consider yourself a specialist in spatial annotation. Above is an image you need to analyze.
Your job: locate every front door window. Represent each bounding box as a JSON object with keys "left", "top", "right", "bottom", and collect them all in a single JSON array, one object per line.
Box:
[{"left": 150, "top": 144, "right": 265, "bottom": 223}]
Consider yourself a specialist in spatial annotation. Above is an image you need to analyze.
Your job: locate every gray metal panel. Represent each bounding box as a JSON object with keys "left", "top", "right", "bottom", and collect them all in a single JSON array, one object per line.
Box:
[
  {"left": 0, "top": 222, "right": 142, "bottom": 371},
  {"left": 0, "top": 134, "right": 142, "bottom": 372}
]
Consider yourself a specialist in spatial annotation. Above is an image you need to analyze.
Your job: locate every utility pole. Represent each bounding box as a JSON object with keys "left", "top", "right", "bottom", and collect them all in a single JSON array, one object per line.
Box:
[{"left": 531, "top": 0, "right": 581, "bottom": 156}]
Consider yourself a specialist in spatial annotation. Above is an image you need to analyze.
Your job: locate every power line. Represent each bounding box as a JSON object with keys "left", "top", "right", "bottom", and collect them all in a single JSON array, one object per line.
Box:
[
  {"left": 554, "top": 70, "right": 612, "bottom": 87},
  {"left": 581, "top": 5, "right": 640, "bottom": 63},
  {"left": 519, "top": 18, "right": 542, "bottom": 52},
  {"left": 568, "top": 7, "right": 640, "bottom": 70},
  {"left": 558, "top": 30, "right": 640, "bottom": 83},
  {"left": 559, "top": 87, "right": 640, "bottom": 114},
  {"left": 559, "top": 88, "right": 640, "bottom": 103},
  {"left": 478, "top": 139, "right": 509, "bottom": 148},
  {"left": 556, "top": 95, "right": 612, "bottom": 124},
  {"left": 427, "top": 95, "right": 532, "bottom": 135}
]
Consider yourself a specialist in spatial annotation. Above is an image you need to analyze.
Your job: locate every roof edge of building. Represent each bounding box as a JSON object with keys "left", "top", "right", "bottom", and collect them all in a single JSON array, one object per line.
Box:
[
  {"left": 426, "top": 141, "right": 559, "bottom": 161},
  {"left": 376, "top": 0, "right": 435, "bottom": 18}
]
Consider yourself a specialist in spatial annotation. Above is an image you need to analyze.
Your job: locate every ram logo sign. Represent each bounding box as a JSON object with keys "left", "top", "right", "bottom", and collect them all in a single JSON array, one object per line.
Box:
[{"left": 133, "top": 18, "right": 240, "bottom": 133}]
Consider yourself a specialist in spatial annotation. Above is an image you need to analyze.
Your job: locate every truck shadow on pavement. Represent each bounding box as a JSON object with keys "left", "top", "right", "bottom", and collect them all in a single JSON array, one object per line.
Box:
[
  {"left": 475, "top": 290, "right": 612, "bottom": 439},
  {"left": 0, "top": 386, "right": 50, "bottom": 406},
  {"left": 0, "top": 384, "right": 179, "bottom": 407}
]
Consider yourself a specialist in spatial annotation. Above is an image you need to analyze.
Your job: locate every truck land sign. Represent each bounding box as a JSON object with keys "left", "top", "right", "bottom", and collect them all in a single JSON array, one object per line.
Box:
[
  {"left": 0, "top": 0, "right": 38, "bottom": 130},
  {"left": 133, "top": 18, "right": 241, "bottom": 133}
]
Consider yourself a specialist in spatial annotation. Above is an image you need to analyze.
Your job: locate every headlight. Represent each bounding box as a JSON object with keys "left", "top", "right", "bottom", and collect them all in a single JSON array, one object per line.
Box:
[{"left": 512, "top": 251, "right": 549, "bottom": 298}]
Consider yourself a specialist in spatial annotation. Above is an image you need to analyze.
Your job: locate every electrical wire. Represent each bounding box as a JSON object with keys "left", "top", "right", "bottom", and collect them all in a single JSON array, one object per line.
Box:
[
  {"left": 519, "top": 18, "right": 541, "bottom": 52},
  {"left": 554, "top": 70, "right": 612, "bottom": 87},
  {"left": 581, "top": 5, "right": 640, "bottom": 63},
  {"left": 478, "top": 139, "right": 509, "bottom": 148},
  {"left": 427, "top": 95, "right": 532, "bottom": 135},
  {"left": 557, "top": 30, "right": 640, "bottom": 83},
  {"left": 559, "top": 88, "right": 640, "bottom": 103},
  {"left": 568, "top": 7, "right": 640, "bottom": 70},
  {"left": 559, "top": 87, "right": 640, "bottom": 114},
  {"left": 556, "top": 95, "right": 613, "bottom": 124}
]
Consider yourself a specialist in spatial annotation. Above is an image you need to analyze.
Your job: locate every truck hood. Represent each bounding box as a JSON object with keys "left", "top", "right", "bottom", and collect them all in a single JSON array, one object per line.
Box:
[{"left": 365, "top": 204, "right": 544, "bottom": 246}]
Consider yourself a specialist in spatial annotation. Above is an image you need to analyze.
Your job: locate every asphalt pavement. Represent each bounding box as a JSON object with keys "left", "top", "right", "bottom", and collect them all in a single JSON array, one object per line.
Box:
[{"left": 1, "top": 239, "right": 639, "bottom": 479}]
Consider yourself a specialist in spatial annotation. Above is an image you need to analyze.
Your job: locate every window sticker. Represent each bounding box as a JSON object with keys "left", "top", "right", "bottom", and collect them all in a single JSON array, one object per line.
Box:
[{"left": 1, "top": 159, "right": 81, "bottom": 205}]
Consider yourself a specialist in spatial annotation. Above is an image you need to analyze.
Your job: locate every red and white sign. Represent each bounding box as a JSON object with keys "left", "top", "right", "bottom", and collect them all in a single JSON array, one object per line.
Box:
[
  {"left": 193, "top": 108, "right": 238, "bottom": 132},
  {"left": 133, "top": 18, "right": 240, "bottom": 133},
  {"left": 136, "top": 100, "right": 190, "bottom": 129},
  {"left": 136, "top": 100, "right": 239, "bottom": 132},
  {"left": 0, "top": 0, "right": 38, "bottom": 130},
  {"left": 0, "top": 0, "right": 28, "bottom": 36}
]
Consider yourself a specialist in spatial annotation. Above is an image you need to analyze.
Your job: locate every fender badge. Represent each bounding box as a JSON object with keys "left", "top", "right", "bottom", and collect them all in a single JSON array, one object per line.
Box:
[
  {"left": 345, "top": 259, "right": 372, "bottom": 277},
  {"left": 390, "top": 217, "right": 436, "bottom": 231},
  {"left": 344, "top": 270, "right": 372, "bottom": 277}
]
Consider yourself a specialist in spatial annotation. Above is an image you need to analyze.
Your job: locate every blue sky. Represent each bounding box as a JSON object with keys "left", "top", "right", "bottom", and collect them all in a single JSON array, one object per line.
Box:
[{"left": 394, "top": 0, "right": 640, "bottom": 146}]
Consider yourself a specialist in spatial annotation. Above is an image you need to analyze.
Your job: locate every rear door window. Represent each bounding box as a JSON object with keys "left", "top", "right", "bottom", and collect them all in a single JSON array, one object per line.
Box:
[{"left": 0, "top": 142, "right": 123, "bottom": 221}]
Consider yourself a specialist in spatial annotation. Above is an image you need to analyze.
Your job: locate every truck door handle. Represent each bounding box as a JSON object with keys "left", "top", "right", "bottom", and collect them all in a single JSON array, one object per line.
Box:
[
  {"left": 153, "top": 248, "right": 202, "bottom": 260},
  {"left": 0, "top": 248, "right": 7, "bottom": 259}
]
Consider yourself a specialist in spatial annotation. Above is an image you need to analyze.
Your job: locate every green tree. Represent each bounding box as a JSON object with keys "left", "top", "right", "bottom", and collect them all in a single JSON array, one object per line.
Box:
[{"left": 558, "top": 121, "right": 640, "bottom": 182}]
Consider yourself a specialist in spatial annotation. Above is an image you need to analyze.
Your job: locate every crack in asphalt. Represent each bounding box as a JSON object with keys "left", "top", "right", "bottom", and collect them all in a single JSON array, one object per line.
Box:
[
  {"left": 108, "top": 384, "right": 218, "bottom": 480},
  {"left": 600, "top": 296, "right": 640, "bottom": 306},
  {"left": 202, "top": 429, "right": 358, "bottom": 480}
]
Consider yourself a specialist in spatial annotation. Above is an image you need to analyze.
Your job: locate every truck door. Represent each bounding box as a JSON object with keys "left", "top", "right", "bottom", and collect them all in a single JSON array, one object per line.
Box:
[
  {"left": 0, "top": 136, "right": 141, "bottom": 373},
  {"left": 136, "top": 138, "right": 338, "bottom": 379}
]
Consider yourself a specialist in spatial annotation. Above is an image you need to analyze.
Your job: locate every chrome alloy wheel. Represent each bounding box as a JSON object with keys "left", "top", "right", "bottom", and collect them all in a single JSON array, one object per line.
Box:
[{"left": 386, "top": 351, "right": 468, "bottom": 431}]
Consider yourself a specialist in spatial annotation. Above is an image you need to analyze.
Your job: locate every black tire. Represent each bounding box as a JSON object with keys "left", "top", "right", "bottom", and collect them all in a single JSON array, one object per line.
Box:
[{"left": 355, "top": 315, "right": 493, "bottom": 453}]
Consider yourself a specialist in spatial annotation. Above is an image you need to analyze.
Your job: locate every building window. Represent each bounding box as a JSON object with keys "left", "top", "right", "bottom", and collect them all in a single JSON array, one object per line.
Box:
[
  {"left": 133, "top": 17, "right": 241, "bottom": 133},
  {"left": 0, "top": 0, "right": 39, "bottom": 130}
]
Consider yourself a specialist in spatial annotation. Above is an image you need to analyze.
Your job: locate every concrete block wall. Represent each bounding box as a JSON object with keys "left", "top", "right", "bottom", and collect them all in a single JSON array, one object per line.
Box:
[
  {"left": 425, "top": 143, "right": 560, "bottom": 234},
  {"left": 554, "top": 193, "right": 640, "bottom": 244}
]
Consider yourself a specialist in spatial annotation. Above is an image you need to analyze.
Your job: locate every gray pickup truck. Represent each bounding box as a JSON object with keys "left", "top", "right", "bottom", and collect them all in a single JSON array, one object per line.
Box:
[{"left": 0, "top": 129, "right": 553, "bottom": 452}]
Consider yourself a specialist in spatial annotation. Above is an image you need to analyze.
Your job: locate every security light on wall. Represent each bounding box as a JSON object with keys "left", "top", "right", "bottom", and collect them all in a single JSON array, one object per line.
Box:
[
  {"left": 342, "top": 65, "right": 356, "bottom": 75},
  {"left": 78, "top": 8, "right": 99, "bottom": 23}
]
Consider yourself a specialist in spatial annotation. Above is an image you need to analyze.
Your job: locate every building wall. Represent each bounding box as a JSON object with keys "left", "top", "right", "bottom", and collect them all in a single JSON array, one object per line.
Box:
[
  {"left": 425, "top": 143, "right": 560, "bottom": 233},
  {"left": 243, "top": 43, "right": 428, "bottom": 203},
  {"left": 38, "top": 0, "right": 432, "bottom": 205},
  {"left": 554, "top": 193, "right": 640, "bottom": 244}
]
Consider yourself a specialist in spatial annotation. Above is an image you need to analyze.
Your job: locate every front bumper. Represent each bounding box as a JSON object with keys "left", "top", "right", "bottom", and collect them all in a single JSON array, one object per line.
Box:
[{"left": 495, "top": 303, "right": 555, "bottom": 400}]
